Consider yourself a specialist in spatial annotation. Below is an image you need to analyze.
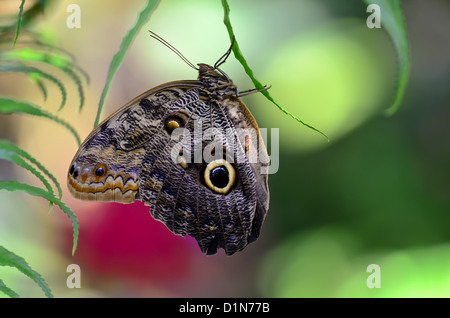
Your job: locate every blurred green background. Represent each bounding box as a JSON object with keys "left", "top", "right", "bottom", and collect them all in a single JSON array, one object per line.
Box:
[{"left": 1, "top": 0, "right": 450, "bottom": 297}]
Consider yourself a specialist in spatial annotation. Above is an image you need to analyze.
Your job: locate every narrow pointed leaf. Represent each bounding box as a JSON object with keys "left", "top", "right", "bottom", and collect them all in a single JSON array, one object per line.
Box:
[
  {"left": 0, "top": 278, "right": 20, "bottom": 298},
  {"left": 0, "top": 181, "right": 79, "bottom": 256},
  {"left": 33, "top": 75, "right": 48, "bottom": 101},
  {"left": 0, "top": 139, "right": 62, "bottom": 200},
  {"left": 221, "top": 0, "right": 328, "bottom": 140},
  {"left": 13, "top": 0, "right": 26, "bottom": 47},
  {"left": 363, "top": 0, "right": 410, "bottom": 115},
  {"left": 0, "top": 64, "right": 67, "bottom": 111},
  {"left": 0, "top": 49, "right": 85, "bottom": 111},
  {"left": 0, "top": 246, "right": 53, "bottom": 298},
  {"left": 0, "top": 149, "right": 55, "bottom": 212},
  {"left": 0, "top": 98, "right": 80, "bottom": 146},
  {"left": 94, "top": 0, "right": 160, "bottom": 127}
]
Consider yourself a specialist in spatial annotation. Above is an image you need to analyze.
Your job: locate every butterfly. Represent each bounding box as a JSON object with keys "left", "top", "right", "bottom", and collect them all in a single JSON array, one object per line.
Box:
[{"left": 67, "top": 32, "right": 270, "bottom": 255}]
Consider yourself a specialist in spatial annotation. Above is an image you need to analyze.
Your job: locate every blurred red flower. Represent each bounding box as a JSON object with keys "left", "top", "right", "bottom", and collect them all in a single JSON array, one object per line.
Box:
[{"left": 67, "top": 200, "right": 199, "bottom": 285}]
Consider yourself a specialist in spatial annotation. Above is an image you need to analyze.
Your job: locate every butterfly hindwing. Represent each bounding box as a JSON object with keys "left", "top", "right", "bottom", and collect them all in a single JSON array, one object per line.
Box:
[{"left": 137, "top": 86, "right": 261, "bottom": 255}]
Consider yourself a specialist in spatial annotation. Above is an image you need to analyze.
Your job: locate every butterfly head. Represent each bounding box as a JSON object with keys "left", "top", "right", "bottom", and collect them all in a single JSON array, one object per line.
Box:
[
  {"left": 197, "top": 63, "right": 223, "bottom": 78},
  {"left": 67, "top": 156, "right": 139, "bottom": 204},
  {"left": 197, "top": 63, "right": 237, "bottom": 99}
]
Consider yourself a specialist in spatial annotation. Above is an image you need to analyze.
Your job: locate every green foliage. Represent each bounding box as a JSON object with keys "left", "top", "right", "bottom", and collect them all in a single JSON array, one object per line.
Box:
[
  {"left": 0, "top": 140, "right": 79, "bottom": 287},
  {"left": 0, "top": 48, "right": 86, "bottom": 111},
  {"left": 0, "top": 279, "right": 20, "bottom": 298},
  {"left": 0, "top": 139, "right": 59, "bottom": 213},
  {"left": 0, "top": 181, "right": 79, "bottom": 256},
  {"left": 363, "top": 0, "right": 410, "bottom": 116},
  {"left": 94, "top": 0, "right": 160, "bottom": 128},
  {"left": 221, "top": 0, "right": 329, "bottom": 140},
  {"left": 0, "top": 98, "right": 80, "bottom": 146},
  {"left": 0, "top": 0, "right": 84, "bottom": 297},
  {"left": 0, "top": 246, "right": 53, "bottom": 298},
  {"left": 0, "top": 139, "right": 62, "bottom": 198},
  {"left": 13, "top": 0, "right": 26, "bottom": 47},
  {"left": 0, "top": 0, "right": 56, "bottom": 36}
]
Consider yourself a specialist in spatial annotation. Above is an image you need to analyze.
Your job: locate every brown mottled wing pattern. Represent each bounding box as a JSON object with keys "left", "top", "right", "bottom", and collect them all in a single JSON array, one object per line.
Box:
[
  {"left": 137, "top": 86, "right": 268, "bottom": 255},
  {"left": 220, "top": 96, "right": 270, "bottom": 246},
  {"left": 68, "top": 78, "right": 269, "bottom": 256}
]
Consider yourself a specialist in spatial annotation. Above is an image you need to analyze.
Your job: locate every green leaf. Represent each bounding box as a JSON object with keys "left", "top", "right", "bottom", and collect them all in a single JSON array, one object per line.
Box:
[
  {"left": 13, "top": 0, "right": 26, "bottom": 47},
  {"left": 1, "top": 41, "right": 91, "bottom": 84},
  {"left": 64, "top": 67, "right": 85, "bottom": 112},
  {"left": 3, "top": 48, "right": 70, "bottom": 68},
  {"left": 0, "top": 98, "right": 81, "bottom": 146},
  {"left": 0, "top": 148, "right": 55, "bottom": 212},
  {"left": 94, "top": 0, "right": 160, "bottom": 128},
  {"left": 0, "top": 246, "right": 53, "bottom": 298},
  {"left": 0, "top": 139, "right": 62, "bottom": 200},
  {"left": 33, "top": 75, "right": 48, "bottom": 101},
  {"left": 0, "top": 64, "right": 67, "bottom": 111},
  {"left": 0, "top": 139, "right": 63, "bottom": 213},
  {"left": 0, "top": 49, "right": 85, "bottom": 111},
  {"left": 0, "top": 0, "right": 53, "bottom": 35},
  {"left": 221, "top": 0, "right": 328, "bottom": 141},
  {"left": 0, "top": 278, "right": 20, "bottom": 298},
  {"left": 363, "top": 0, "right": 410, "bottom": 115},
  {"left": 0, "top": 181, "right": 79, "bottom": 256}
]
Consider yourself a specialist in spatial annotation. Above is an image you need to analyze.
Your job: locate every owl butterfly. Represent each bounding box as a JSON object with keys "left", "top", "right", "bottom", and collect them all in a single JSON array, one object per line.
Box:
[{"left": 67, "top": 32, "right": 270, "bottom": 255}]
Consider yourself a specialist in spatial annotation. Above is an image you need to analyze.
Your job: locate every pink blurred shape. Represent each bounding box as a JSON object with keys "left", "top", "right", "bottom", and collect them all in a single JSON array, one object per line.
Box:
[{"left": 67, "top": 200, "right": 199, "bottom": 285}]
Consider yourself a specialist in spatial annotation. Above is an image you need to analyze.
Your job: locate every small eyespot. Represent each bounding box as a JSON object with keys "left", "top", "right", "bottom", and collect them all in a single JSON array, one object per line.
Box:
[
  {"left": 203, "top": 159, "right": 236, "bottom": 194},
  {"left": 164, "top": 113, "right": 186, "bottom": 134},
  {"left": 69, "top": 164, "right": 75, "bottom": 175},
  {"left": 73, "top": 170, "right": 79, "bottom": 179},
  {"left": 94, "top": 165, "right": 106, "bottom": 177},
  {"left": 166, "top": 118, "right": 181, "bottom": 132}
]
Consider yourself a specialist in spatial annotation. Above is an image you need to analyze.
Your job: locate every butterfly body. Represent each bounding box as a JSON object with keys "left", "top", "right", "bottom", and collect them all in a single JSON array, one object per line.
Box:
[{"left": 68, "top": 62, "right": 269, "bottom": 255}]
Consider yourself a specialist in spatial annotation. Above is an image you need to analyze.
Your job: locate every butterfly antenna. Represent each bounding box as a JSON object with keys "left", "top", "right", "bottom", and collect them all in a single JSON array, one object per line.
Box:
[
  {"left": 214, "top": 36, "right": 235, "bottom": 69},
  {"left": 149, "top": 31, "right": 198, "bottom": 70}
]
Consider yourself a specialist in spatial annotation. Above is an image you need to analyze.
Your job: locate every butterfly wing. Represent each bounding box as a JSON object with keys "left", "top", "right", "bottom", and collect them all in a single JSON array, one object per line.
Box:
[
  {"left": 67, "top": 81, "right": 200, "bottom": 204},
  {"left": 138, "top": 88, "right": 269, "bottom": 255},
  {"left": 68, "top": 81, "right": 269, "bottom": 256}
]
